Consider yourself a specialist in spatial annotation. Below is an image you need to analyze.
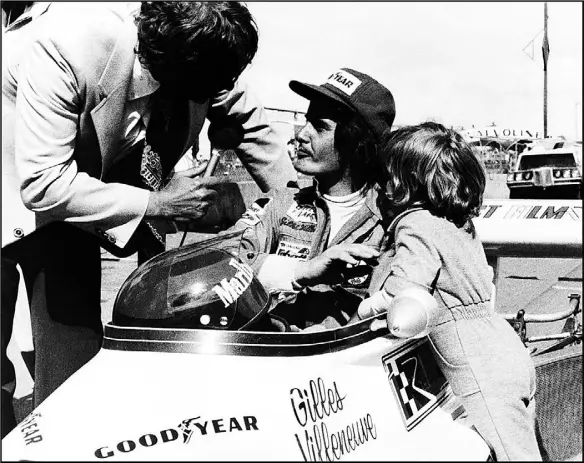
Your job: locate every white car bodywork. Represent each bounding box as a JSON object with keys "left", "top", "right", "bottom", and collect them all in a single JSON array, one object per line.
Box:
[{"left": 2, "top": 329, "right": 489, "bottom": 461}]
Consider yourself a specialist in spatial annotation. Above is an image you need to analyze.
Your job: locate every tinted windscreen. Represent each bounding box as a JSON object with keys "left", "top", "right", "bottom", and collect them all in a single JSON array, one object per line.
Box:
[
  {"left": 112, "top": 230, "right": 271, "bottom": 330},
  {"left": 519, "top": 153, "right": 577, "bottom": 169}
]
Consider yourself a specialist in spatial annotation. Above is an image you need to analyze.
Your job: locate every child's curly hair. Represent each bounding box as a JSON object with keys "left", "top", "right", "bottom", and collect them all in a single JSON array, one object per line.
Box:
[{"left": 381, "top": 121, "right": 486, "bottom": 229}]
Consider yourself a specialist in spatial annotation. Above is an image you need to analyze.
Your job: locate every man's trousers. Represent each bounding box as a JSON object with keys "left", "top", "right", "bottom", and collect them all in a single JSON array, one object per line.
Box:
[{"left": 1, "top": 223, "right": 104, "bottom": 437}]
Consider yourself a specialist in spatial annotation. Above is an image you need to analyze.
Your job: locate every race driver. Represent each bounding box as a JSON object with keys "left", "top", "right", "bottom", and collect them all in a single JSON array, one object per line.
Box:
[{"left": 229, "top": 68, "right": 397, "bottom": 329}]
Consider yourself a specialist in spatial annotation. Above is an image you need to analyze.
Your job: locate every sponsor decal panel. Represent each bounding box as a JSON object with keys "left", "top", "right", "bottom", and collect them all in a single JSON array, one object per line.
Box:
[
  {"left": 325, "top": 70, "right": 362, "bottom": 96},
  {"left": 280, "top": 216, "right": 317, "bottom": 233},
  {"left": 382, "top": 339, "right": 448, "bottom": 431},
  {"left": 94, "top": 415, "right": 259, "bottom": 459},
  {"left": 289, "top": 377, "right": 377, "bottom": 462},
  {"left": 478, "top": 204, "right": 581, "bottom": 220},
  {"left": 287, "top": 204, "right": 317, "bottom": 224},
  {"left": 19, "top": 412, "right": 43, "bottom": 445},
  {"left": 276, "top": 241, "right": 310, "bottom": 260},
  {"left": 462, "top": 127, "right": 541, "bottom": 139},
  {"left": 240, "top": 198, "right": 271, "bottom": 226},
  {"left": 342, "top": 261, "right": 372, "bottom": 288},
  {"left": 178, "top": 415, "right": 258, "bottom": 443},
  {"left": 212, "top": 258, "right": 254, "bottom": 307}
]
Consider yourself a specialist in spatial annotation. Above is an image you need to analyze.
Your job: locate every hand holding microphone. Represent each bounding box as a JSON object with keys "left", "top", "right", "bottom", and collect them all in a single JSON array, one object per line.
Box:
[{"left": 204, "top": 116, "right": 246, "bottom": 177}]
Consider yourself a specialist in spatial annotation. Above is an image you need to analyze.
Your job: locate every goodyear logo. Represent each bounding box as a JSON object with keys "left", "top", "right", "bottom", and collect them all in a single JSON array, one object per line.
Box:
[
  {"left": 19, "top": 412, "right": 42, "bottom": 445},
  {"left": 325, "top": 70, "right": 362, "bottom": 96},
  {"left": 94, "top": 415, "right": 259, "bottom": 459}
]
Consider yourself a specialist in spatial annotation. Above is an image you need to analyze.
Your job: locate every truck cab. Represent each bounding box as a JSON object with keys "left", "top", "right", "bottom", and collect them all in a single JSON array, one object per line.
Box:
[{"left": 506, "top": 140, "right": 582, "bottom": 199}]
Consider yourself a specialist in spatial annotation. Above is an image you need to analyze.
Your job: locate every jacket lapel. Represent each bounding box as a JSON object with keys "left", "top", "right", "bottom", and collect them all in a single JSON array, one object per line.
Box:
[
  {"left": 328, "top": 187, "right": 378, "bottom": 246},
  {"left": 91, "top": 19, "right": 137, "bottom": 177},
  {"left": 91, "top": 17, "right": 209, "bottom": 178},
  {"left": 329, "top": 209, "right": 370, "bottom": 246}
]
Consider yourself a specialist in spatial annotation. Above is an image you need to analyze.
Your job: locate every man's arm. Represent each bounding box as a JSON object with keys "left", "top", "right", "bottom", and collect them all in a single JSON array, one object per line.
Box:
[
  {"left": 207, "top": 79, "right": 298, "bottom": 193},
  {"left": 14, "top": 25, "right": 226, "bottom": 250},
  {"left": 15, "top": 32, "right": 149, "bottom": 248}
]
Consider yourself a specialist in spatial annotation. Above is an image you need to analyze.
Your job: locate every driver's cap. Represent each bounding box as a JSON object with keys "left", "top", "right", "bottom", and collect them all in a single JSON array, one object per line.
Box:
[{"left": 289, "top": 68, "right": 396, "bottom": 141}]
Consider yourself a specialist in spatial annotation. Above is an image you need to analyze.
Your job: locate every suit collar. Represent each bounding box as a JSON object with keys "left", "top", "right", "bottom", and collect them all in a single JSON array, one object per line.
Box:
[
  {"left": 128, "top": 57, "right": 159, "bottom": 100},
  {"left": 97, "top": 17, "right": 137, "bottom": 97}
]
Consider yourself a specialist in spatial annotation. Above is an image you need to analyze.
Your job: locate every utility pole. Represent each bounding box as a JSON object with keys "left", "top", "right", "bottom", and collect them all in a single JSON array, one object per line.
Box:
[{"left": 543, "top": 2, "right": 549, "bottom": 138}]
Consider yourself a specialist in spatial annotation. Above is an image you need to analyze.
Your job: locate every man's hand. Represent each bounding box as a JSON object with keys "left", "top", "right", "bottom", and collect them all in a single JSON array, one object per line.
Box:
[
  {"left": 294, "top": 244, "right": 380, "bottom": 287},
  {"left": 145, "top": 165, "right": 226, "bottom": 220}
]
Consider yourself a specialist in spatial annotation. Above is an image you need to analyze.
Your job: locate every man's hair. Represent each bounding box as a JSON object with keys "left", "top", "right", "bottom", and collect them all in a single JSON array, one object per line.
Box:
[
  {"left": 334, "top": 111, "right": 382, "bottom": 190},
  {"left": 135, "top": 2, "right": 258, "bottom": 90},
  {"left": 382, "top": 121, "right": 486, "bottom": 229}
]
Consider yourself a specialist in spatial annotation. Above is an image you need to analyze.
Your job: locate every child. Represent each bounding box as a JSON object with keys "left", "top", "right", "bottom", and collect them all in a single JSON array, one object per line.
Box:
[{"left": 355, "top": 122, "right": 541, "bottom": 461}]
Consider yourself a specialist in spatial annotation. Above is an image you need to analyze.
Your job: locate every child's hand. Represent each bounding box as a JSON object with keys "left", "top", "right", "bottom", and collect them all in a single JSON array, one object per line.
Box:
[
  {"left": 293, "top": 244, "right": 380, "bottom": 287},
  {"left": 347, "top": 298, "right": 372, "bottom": 325},
  {"left": 348, "top": 291, "right": 394, "bottom": 326}
]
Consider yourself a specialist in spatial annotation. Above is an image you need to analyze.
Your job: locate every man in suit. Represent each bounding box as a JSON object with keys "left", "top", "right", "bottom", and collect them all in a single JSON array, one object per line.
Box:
[{"left": 1, "top": 1, "right": 297, "bottom": 437}]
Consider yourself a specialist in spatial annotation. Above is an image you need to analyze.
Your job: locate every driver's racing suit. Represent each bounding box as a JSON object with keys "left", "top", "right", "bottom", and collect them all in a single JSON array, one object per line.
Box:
[{"left": 230, "top": 182, "right": 395, "bottom": 329}]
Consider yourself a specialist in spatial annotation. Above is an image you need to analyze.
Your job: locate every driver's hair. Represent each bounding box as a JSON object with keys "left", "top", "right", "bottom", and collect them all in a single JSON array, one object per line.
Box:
[
  {"left": 381, "top": 121, "right": 486, "bottom": 230},
  {"left": 334, "top": 113, "right": 383, "bottom": 190},
  {"left": 135, "top": 2, "right": 258, "bottom": 88}
]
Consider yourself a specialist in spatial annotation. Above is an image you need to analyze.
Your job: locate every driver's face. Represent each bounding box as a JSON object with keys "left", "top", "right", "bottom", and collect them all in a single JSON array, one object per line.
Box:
[{"left": 293, "top": 100, "right": 341, "bottom": 178}]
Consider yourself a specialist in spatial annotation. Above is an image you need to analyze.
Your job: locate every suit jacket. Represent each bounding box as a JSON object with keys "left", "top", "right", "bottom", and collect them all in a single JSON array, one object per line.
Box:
[{"left": 2, "top": 2, "right": 297, "bottom": 250}]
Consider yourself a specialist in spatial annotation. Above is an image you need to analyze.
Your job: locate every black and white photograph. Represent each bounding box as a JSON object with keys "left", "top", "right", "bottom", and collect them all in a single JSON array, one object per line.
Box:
[{"left": 1, "top": 1, "right": 582, "bottom": 461}]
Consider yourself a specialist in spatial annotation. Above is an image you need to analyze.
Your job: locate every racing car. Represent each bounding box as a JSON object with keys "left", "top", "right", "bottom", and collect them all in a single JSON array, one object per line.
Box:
[{"left": 2, "top": 199, "right": 582, "bottom": 461}]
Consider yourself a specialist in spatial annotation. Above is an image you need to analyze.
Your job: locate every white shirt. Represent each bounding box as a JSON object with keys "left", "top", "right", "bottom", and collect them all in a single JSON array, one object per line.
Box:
[
  {"left": 322, "top": 185, "right": 368, "bottom": 246},
  {"left": 118, "top": 57, "right": 160, "bottom": 157},
  {"left": 117, "top": 1, "right": 160, "bottom": 157}
]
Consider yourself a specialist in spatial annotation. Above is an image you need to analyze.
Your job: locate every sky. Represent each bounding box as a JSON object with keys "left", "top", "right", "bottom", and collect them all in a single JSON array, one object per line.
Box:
[{"left": 242, "top": 2, "right": 583, "bottom": 140}]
